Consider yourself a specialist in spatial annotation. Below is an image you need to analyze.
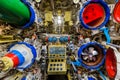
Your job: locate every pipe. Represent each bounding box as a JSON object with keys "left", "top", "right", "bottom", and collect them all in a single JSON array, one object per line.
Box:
[
  {"left": 50, "top": 0, "right": 55, "bottom": 10},
  {"left": 71, "top": 62, "right": 77, "bottom": 72},
  {"left": 100, "top": 27, "right": 111, "bottom": 43},
  {"left": 107, "top": 43, "right": 120, "bottom": 48},
  {"left": 98, "top": 70, "right": 106, "bottom": 80},
  {"left": 0, "top": 0, "right": 35, "bottom": 29},
  {"left": 88, "top": 77, "right": 96, "bottom": 80}
]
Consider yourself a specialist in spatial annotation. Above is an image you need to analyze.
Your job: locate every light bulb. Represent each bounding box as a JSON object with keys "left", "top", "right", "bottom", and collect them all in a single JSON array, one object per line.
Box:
[
  {"left": 73, "top": 0, "right": 79, "bottom": 4},
  {"left": 35, "top": 0, "right": 41, "bottom": 3}
]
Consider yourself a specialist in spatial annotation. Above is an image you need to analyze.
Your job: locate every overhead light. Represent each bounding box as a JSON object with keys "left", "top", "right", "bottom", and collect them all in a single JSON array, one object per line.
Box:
[
  {"left": 57, "top": 16, "right": 62, "bottom": 25},
  {"left": 35, "top": 0, "right": 41, "bottom": 3},
  {"left": 73, "top": 0, "right": 79, "bottom": 4}
]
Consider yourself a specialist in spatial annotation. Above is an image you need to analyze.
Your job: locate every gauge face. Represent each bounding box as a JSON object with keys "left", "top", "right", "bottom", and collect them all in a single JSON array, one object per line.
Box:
[{"left": 49, "top": 47, "right": 65, "bottom": 54}]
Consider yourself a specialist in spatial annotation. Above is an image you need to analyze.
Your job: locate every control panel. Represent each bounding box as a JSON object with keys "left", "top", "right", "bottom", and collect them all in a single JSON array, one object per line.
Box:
[{"left": 47, "top": 45, "right": 67, "bottom": 75}]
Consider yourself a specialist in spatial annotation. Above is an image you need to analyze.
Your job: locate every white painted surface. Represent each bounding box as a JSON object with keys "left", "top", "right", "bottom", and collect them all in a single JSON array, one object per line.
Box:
[{"left": 10, "top": 44, "right": 35, "bottom": 69}]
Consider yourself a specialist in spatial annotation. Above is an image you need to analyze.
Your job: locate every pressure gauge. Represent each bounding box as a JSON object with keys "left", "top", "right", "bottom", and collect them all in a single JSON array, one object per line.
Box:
[
  {"left": 35, "top": 0, "right": 41, "bottom": 3},
  {"left": 73, "top": 0, "right": 79, "bottom": 4}
]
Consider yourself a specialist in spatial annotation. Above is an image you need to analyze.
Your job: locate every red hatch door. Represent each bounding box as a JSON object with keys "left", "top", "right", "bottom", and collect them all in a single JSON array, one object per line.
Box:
[
  {"left": 113, "top": 1, "right": 120, "bottom": 23},
  {"left": 82, "top": 3, "right": 105, "bottom": 24},
  {"left": 105, "top": 48, "right": 117, "bottom": 79}
]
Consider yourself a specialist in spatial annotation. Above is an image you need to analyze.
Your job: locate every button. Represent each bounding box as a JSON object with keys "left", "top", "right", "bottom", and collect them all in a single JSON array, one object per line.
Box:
[
  {"left": 57, "top": 68, "right": 59, "bottom": 70},
  {"left": 60, "top": 64, "right": 62, "bottom": 66},
  {"left": 54, "top": 64, "right": 56, "bottom": 66},
  {"left": 58, "top": 60, "right": 60, "bottom": 62},
  {"left": 49, "top": 68, "right": 52, "bottom": 71},
  {"left": 50, "top": 64, "right": 52, "bottom": 66},
  {"left": 57, "top": 64, "right": 59, "bottom": 66},
  {"left": 60, "top": 68, "right": 63, "bottom": 70},
  {"left": 53, "top": 68, "right": 55, "bottom": 70},
  {"left": 51, "top": 60, "right": 54, "bottom": 62}
]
